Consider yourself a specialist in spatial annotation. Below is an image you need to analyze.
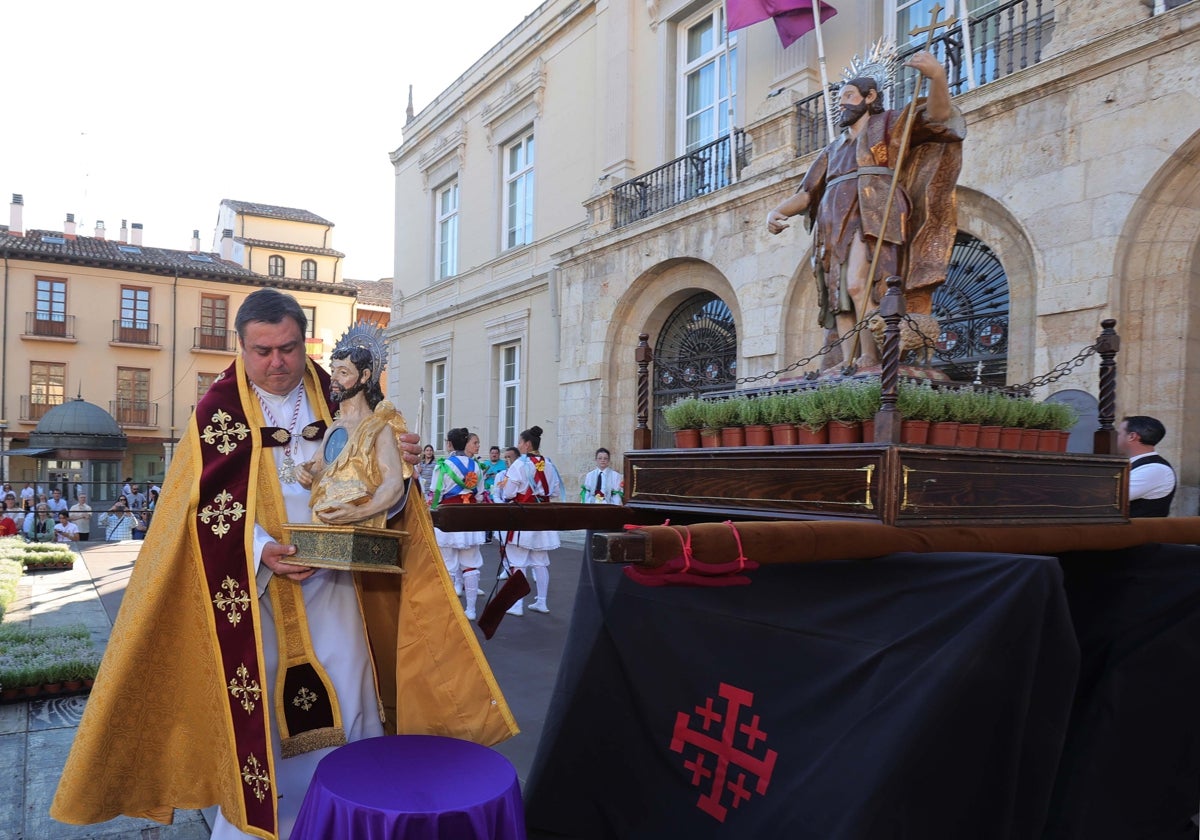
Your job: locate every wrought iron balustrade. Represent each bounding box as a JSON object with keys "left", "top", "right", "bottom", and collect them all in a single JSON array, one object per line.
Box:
[
  {"left": 23, "top": 312, "right": 75, "bottom": 339},
  {"left": 112, "top": 319, "right": 160, "bottom": 346},
  {"left": 20, "top": 395, "right": 64, "bottom": 422},
  {"left": 193, "top": 326, "right": 238, "bottom": 353},
  {"left": 613, "top": 130, "right": 750, "bottom": 229},
  {"left": 796, "top": 0, "right": 1054, "bottom": 158},
  {"left": 110, "top": 399, "right": 158, "bottom": 427}
]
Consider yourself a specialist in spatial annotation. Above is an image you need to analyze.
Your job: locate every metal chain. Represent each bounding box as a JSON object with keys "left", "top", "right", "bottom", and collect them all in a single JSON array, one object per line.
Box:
[{"left": 655, "top": 313, "right": 1100, "bottom": 395}]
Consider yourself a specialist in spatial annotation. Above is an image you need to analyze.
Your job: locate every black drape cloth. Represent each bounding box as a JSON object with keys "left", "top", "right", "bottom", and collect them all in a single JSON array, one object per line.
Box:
[
  {"left": 525, "top": 549, "right": 1080, "bottom": 839},
  {"left": 1043, "top": 542, "right": 1200, "bottom": 840}
]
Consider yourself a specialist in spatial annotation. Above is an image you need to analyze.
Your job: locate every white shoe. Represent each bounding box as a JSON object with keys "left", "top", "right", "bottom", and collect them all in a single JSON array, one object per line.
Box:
[
  {"left": 506, "top": 601, "right": 524, "bottom": 616},
  {"left": 528, "top": 602, "right": 550, "bottom": 614},
  {"left": 454, "top": 580, "right": 463, "bottom": 596},
  {"left": 465, "top": 604, "right": 477, "bottom": 621}
]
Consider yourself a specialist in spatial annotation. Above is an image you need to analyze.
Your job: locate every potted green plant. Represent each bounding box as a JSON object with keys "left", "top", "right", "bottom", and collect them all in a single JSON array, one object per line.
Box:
[
  {"left": 708, "top": 398, "right": 745, "bottom": 447},
  {"left": 821, "top": 383, "right": 865, "bottom": 444},
  {"left": 699, "top": 400, "right": 723, "bottom": 448},
  {"left": 926, "top": 387, "right": 960, "bottom": 446},
  {"left": 793, "top": 389, "right": 828, "bottom": 445},
  {"left": 947, "top": 388, "right": 990, "bottom": 447},
  {"left": 976, "top": 391, "right": 1007, "bottom": 448},
  {"left": 738, "top": 397, "right": 772, "bottom": 447},
  {"left": 762, "top": 392, "right": 799, "bottom": 446},
  {"left": 663, "top": 397, "right": 706, "bottom": 448},
  {"left": 1042, "top": 402, "right": 1079, "bottom": 452},
  {"left": 896, "top": 381, "right": 932, "bottom": 444}
]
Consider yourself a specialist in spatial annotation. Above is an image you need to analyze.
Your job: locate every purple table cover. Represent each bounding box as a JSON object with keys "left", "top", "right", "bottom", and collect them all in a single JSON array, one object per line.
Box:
[{"left": 291, "top": 735, "right": 526, "bottom": 840}]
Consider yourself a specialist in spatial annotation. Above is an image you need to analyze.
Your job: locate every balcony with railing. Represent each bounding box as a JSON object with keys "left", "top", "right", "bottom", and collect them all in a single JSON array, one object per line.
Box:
[
  {"left": 796, "top": 0, "right": 1054, "bottom": 158},
  {"left": 20, "top": 395, "right": 64, "bottom": 422},
  {"left": 193, "top": 326, "right": 238, "bottom": 353},
  {"left": 110, "top": 399, "right": 159, "bottom": 428},
  {"left": 612, "top": 130, "right": 751, "bottom": 229},
  {"left": 22, "top": 312, "right": 76, "bottom": 340},
  {"left": 111, "top": 319, "right": 161, "bottom": 346}
]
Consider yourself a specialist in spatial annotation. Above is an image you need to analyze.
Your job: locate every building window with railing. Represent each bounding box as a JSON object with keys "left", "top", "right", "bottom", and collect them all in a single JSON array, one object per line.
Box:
[
  {"left": 118, "top": 286, "right": 151, "bottom": 344},
  {"left": 301, "top": 259, "right": 317, "bottom": 281},
  {"left": 268, "top": 255, "right": 285, "bottom": 277},
  {"left": 200, "top": 294, "right": 231, "bottom": 351},
  {"left": 437, "top": 180, "right": 459, "bottom": 279},
  {"left": 503, "top": 132, "right": 535, "bottom": 250},
  {"left": 679, "top": 4, "right": 737, "bottom": 155},
  {"left": 28, "top": 361, "right": 65, "bottom": 421},
  {"left": 34, "top": 277, "right": 67, "bottom": 337},
  {"left": 430, "top": 361, "right": 447, "bottom": 449},
  {"left": 116, "top": 368, "right": 151, "bottom": 426},
  {"left": 499, "top": 343, "right": 521, "bottom": 448}
]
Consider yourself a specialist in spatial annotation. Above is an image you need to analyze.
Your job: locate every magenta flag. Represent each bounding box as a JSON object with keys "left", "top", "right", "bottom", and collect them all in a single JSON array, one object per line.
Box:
[{"left": 726, "top": 0, "right": 838, "bottom": 48}]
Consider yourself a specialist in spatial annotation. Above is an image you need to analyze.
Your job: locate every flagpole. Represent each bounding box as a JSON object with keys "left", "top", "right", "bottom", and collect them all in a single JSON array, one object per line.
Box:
[
  {"left": 810, "top": 1, "right": 836, "bottom": 141},
  {"left": 957, "top": 0, "right": 977, "bottom": 90},
  {"left": 723, "top": 1, "right": 740, "bottom": 184}
]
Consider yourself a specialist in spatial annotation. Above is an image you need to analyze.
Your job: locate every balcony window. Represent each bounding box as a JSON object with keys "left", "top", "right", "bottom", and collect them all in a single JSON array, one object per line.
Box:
[
  {"left": 34, "top": 278, "right": 67, "bottom": 337},
  {"left": 437, "top": 180, "right": 459, "bottom": 279},
  {"left": 503, "top": 133, "right": 535, "bottom": 250},
  {"left": 679, "top": 5, "right": 737, "bottom": 155},
  {"left": 119, "top": 286, "right": 151, "bottom": 343},
  {"left": 200, "top": 294, "right": 230, "bottom": 351},
  {"left": 29, "top": 361, "right": 65, "bottom": 421}
]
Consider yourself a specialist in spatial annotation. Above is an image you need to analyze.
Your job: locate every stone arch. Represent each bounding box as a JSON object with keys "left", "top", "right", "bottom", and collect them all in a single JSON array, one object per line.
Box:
[
  {"left": 607, "top": 258, "right": 741, "bottom": 446},
  {"left": 1115, "top": 128, "right": 1200, "bottom": 512}
]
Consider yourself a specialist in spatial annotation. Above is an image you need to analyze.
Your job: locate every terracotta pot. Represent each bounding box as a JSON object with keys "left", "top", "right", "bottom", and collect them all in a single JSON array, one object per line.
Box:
[
  {"left": 828, "top": 420, "right": 862, "bottom": 445},
  {"left": 928, "top": 421, "right": 960, "bottom": 447},
  {"left": 83, "top": 677, "right": 96, "bottom": 689},
  {"left": 673, "top": 429, "right": 701, "bottom": 448},
  {"left": 900, "top": 419, "right": 930, "bottom": 445},
  {"left": 1019, "top": 429, "right": 1040, "bottom": 451},
  {"left": 1037, "top": 429, "right": 1060, "bottom": 452},
  {"left": 862, "top": 419, "right": 875, "bottom": 443},
  {"left": 956, "top": 423, "right": 981, "bottom": 448},
  {"left": 700, "top": 429, "right": 722, "bottom": 449},
  {"left": 796, "top": 425, "right": 828, "bottom": 446},
  {"left": 0, "top": 687, "right": 20, "bottom": 702},
  {"left": 771, "top": 423, "right": 798, "bottom": 446},
  {"left": 978, "top": 425, "right": 1002, "bottom": 449},
  {"left": 63, "top": 679, "right": 83, "bottom": 692},
  {"left": 42, "top": 682, "right": 62, "bottom": 695},
  {"left": 720, "top": 427, "right": 746, "bottom": 447},
  {"left": 999, "top": 427, "right": 1024, "bottom": 450},
  {"left": 21, "top": 685, "right": 40, "bottom": 698},
  {"left": 1057, "top": 430, "right": 1072, "bottom": 452},
  {"left": 744, "top": 425, "right": 773, "bottom": 447}
]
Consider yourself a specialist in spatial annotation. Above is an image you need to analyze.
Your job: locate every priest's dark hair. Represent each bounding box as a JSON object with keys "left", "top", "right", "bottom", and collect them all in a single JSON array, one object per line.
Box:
[
  {"left": 845, "top": 76, "right": 887, "bottom": 115},
  {"left": 519, "top": 425, "right": 544, "bottom": 451},
  {"left": 235, "top": 288, "right": 307, "bottom": 341}
]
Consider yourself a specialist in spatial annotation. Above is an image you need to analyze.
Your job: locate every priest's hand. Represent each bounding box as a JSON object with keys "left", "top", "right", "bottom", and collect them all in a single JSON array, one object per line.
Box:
[
  {"left": 398, "top": 432, "right": 420, "bottom": 466},
  {"left": 261, "top": 541, "right": 315, "bottom": 581}
]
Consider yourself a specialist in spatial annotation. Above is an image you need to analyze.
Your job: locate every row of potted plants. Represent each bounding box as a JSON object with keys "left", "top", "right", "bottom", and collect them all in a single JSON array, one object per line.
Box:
[
  {"left": 663, "top": 381, "right": 1079, "bottom": 451},
  {"left": 0, "top": 538, "right": 76, "bottom": 571},
  {"left": 0, "top": 623, "right": 100, "bottom": 702}
]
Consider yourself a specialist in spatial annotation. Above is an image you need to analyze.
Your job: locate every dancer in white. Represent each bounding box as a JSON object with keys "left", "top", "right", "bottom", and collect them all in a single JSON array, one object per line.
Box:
[
  {"left": 580, "top": 447, "right": 623, "bottom": 505},
  {"left": 501, "top": 425, "right": 562, "bottom": 615},
  {"left": 430, "top": 428, "right": 487, "bottom": 619}
]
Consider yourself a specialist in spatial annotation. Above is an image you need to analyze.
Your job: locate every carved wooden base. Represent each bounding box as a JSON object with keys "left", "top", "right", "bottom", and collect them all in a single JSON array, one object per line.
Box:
[
  {"left": 625, "top": 445, "right": 1129, "bottom": 527},
  {"left": 282, "top": 523, "right": 406, "bottom": 574}
]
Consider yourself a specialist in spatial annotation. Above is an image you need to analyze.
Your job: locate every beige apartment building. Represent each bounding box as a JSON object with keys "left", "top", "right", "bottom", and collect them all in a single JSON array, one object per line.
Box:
[
  {"left": 0, "top": 196, "right": 362, "bottom": 502},
  {"left": 390, "top": 0, "right": 1200, "bottom": 510}
]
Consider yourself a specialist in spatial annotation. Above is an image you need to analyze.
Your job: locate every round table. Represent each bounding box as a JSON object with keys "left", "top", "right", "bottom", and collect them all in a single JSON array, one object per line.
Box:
[{"left": 290, "top": 735, "right": 525, "bottom": 840}]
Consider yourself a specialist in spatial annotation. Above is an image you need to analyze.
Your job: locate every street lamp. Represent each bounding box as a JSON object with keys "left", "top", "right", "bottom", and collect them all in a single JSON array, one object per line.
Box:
[{"left": 0, "top": 419, "right": 7, "bottom": 485}]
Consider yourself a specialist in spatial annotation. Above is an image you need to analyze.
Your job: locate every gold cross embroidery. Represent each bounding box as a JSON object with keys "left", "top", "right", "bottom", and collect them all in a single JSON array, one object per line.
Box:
[
  {"left": 199, "top": 490, "right": 246, "bottom": 539},
  {"left": 241, "top": 753, "right": 271, "bottom": 803},
  {"left": 200, "top": 409, "right": 251, "bottom": 456},
  {"left": 213, "top": 576, "right": 251, "bottom": 626},
  {"left": 228, "top": 663, "right": 262, "bottom": 713},
  {"left": 292, "top": 686, "right": 319, "bottom": 712}
]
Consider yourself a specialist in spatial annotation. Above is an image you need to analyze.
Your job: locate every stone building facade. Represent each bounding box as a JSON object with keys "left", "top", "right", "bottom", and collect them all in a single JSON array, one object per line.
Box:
[{"left": 389, "top": 0, "right": 1200, "bottom": 512}]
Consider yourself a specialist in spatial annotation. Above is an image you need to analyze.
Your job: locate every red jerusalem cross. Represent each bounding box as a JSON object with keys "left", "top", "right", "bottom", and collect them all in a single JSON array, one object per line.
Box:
[{"left": 670, "top": 682, "right": 779, "bottom": 822}]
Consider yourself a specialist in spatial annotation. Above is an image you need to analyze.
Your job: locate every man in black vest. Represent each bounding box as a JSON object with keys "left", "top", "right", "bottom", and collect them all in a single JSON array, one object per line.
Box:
[{"left": 1117, "top": 415, "right": 1176, "bottom": 517}]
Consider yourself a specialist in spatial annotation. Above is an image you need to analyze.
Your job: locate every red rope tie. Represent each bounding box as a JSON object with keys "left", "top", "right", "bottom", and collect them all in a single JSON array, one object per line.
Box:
[{"left": 723, "top": 520, "right": 748, "bottom": 572}]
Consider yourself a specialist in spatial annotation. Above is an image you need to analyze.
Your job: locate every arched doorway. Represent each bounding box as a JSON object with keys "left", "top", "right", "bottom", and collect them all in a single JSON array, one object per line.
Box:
[
  {"left": 930, "top": 232, "right": 1011, "bottom": 384},
  {"left": 652, "top": 293, "right": 737, "bottom": 448}
]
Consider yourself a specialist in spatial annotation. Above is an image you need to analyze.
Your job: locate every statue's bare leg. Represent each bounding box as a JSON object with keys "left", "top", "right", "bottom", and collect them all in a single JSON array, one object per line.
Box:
[{"left": 844, "top": 237, "right": 880, "bottom": 367}]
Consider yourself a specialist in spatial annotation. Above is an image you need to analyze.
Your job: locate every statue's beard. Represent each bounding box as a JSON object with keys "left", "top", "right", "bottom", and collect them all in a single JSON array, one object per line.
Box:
[
  {"left": 839, "top": 101, "right": 871, "bottom": 127},
  {"left": 330, "top": 381, "right": 367, "bottom": 403}
]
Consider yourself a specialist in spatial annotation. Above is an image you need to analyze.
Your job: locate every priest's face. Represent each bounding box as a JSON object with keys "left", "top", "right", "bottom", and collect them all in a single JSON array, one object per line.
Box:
[{"left": 241, "top": 319, "right": 307, "bottom": 396}]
